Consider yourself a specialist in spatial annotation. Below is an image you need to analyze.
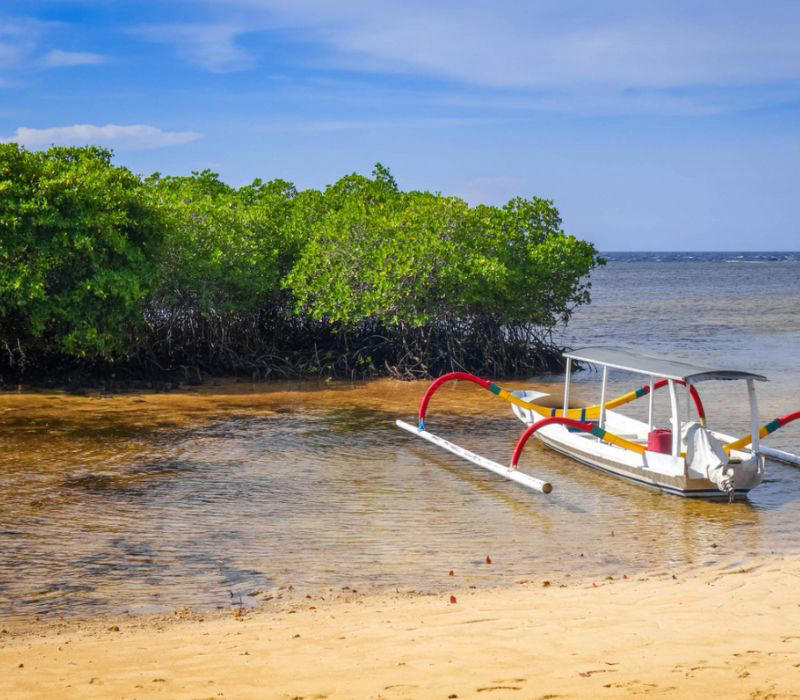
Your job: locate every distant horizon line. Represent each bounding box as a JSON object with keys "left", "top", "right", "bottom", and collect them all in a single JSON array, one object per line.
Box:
[{"left": 598, "top": 249, "right": 799, "bottom": 254}]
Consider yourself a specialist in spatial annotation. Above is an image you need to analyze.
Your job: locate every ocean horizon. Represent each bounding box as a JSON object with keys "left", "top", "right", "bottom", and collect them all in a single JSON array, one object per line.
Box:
[{"left": 599, "top": 251, "right": 799, "bottom": 262}]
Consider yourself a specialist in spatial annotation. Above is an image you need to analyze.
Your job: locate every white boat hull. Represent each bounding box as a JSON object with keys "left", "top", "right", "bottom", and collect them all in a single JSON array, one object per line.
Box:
[
  {"left": 536, "top": 430, "right": 753, "bottom": 499},
  {"left": 512, "top": 395, "right": 763, "bottom": 499}
]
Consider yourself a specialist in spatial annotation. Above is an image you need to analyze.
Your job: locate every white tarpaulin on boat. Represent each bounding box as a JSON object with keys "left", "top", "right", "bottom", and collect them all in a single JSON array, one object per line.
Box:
[{"left": 682, "top": 422, "right": 735, "bottom": 494}]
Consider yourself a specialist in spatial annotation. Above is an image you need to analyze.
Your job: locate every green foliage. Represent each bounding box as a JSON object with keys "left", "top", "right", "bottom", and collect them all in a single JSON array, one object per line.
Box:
[
  {"left": 461, "top": 197, "right": 602, "bottom": 326},
  {"left": 0, "top": 154, "right": 602, "bottom": 380},
  {"left": 0, "top": 144, "right": 164, "bottom": 361},
  {"left": 285, "top": 165, "right": 602, "bottom": 329},
  {"left": 147, "top": 170, "right": 297, "bottom": 314}
]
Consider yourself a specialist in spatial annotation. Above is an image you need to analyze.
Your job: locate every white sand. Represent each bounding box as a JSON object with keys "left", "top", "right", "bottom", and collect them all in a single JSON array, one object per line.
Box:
[{"left": 3, "top": 557, "right": 800, "bottom": 698}]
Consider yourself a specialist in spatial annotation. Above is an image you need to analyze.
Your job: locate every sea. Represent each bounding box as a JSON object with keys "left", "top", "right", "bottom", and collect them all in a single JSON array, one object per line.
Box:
[{"left": 1, "top": 251, "right": 799, "bottom": 620}]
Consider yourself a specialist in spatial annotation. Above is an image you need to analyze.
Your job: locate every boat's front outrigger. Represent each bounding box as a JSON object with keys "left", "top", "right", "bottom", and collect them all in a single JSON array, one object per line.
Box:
[{"left": 397, "top": 347, "right": 800, "bottom": 500}]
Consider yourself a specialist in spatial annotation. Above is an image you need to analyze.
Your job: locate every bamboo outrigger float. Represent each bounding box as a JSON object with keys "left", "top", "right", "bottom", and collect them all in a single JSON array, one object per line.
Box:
[{"left": 397, "top": 347, "right": 800, "bottom": 500}]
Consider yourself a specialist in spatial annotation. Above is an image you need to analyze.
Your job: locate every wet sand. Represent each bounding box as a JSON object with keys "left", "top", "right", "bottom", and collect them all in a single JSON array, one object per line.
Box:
[{"left": 3, "top": 556, "right": 800, "bottom": 699}]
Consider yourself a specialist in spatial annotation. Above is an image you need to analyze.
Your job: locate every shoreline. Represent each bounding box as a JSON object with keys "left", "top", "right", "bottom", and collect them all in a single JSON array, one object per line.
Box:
[
  {"left": 3, "top": 556, "right": 800, "bottom": 698},
  {"left": 0, "top": 541, "right": 767, "bottom": 630}
]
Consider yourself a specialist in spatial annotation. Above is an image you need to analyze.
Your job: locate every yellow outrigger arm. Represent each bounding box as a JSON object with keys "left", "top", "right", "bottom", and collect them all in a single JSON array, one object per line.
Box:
[
  {"left": 723, "top": 410, "right": 800, "bottom": 454},
  {"left": 512, "top": 377, "right": 706, "bottom": 424},
  {"left": 469, "top": 376, "right": 706, "bottom": 425}
]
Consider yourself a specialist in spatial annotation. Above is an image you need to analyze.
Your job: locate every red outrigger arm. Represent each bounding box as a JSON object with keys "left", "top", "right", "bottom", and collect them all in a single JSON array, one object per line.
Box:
[
  {"left": 417, "top": 372, "right": 492, "bottom": 429},
  {"left": 655, "top": 380, "right": 706, "bottom": 425},
  {"left": 511, "top": 418, "right": 594, "bottom": 468},
  {"left": 510, "top": 416, "right": 648, "bottom": 469}
]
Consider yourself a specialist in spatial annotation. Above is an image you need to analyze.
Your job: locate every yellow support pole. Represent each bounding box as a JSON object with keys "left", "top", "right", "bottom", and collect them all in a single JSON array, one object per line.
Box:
[
  {"left": 724, "top": 426, "right": 770, "bottom": 453},
  {"left": 488, "top": 379, "right": 695, "bottom": 424}
]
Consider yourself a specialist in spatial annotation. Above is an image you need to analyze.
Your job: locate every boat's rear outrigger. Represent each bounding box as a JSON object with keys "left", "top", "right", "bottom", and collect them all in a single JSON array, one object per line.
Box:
[{"left": 397, "top": 347, "right": 800, "bottom": 500}]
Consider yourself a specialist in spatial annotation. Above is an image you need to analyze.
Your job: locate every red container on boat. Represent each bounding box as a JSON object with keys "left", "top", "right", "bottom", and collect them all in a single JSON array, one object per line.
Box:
[{"left": 647, "top": 429, "right": 672, "bottom": 454}]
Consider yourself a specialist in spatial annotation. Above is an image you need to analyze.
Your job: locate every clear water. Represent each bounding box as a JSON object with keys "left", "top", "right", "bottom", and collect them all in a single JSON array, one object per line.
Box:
[{"left": 1, "top": 252, "right": 799, "bottom": 620}]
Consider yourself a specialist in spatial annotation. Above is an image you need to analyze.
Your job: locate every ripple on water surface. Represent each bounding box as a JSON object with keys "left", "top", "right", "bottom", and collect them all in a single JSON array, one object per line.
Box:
[{"left": 1, "top": 380, "right": 800, "bottom": 621}]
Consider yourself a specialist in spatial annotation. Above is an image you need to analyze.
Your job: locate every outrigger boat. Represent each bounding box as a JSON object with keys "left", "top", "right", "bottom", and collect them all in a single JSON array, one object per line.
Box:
[{"left": 397, "top": 347, "right": 800, "bottom": 501}]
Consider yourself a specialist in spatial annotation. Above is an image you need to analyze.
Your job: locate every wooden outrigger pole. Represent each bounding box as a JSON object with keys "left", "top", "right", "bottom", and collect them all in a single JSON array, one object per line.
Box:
[{"left": 395, "top": 420, "right": 552, "bottom": 494}]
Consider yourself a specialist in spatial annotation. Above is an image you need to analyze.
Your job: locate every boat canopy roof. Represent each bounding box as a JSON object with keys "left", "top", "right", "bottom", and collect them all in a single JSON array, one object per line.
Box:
[{"left": 564, "top": 346, "right": 767, "bottom": 384}]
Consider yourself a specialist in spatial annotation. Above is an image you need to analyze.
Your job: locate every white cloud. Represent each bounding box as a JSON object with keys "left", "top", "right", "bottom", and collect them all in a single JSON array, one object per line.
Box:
[
  {"left": 277, "top": 1, "right": 800, "bottom": 89},
  {"left": 131, "top": 23, "right": 255, "bottom": 73},
  {"left": 0, "top": 16, "right": 42, "bottom": 70},
  {"left": 5, "top": 124, "right": 202, "bottom": 150},
  {"left": 40, "top": 49, "right": 108, "bottom": 68},
  {"left": 173, "top": 1, "right": 800, "bottom": 94},
  {"left": 1, "top": 16, "right": 108, "bottom": 80},
  {"left": 433, "top": 82, "right": 800, "bottom": 118},
  {"left": 0, "top": 41, "right": 24, "bottom": 67}
]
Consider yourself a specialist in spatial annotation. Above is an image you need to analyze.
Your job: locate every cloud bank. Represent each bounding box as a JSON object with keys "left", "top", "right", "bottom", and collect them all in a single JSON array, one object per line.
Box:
[
  {"left": 6, "top": 124, "right": 202, "bottom": 149},
  {"left": 131, "top": 23, "right": 256, "bottom": 73},
  {"left": 142, "top": 1, "right": 800, "bottom": 89}
]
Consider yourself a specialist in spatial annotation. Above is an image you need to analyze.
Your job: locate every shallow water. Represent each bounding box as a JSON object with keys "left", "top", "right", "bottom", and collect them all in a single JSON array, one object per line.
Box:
[{"left": 1, "top": 253, "right": 800, "bottom": 620}]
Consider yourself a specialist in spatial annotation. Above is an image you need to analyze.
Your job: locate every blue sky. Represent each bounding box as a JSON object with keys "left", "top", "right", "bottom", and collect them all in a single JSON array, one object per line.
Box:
[{"left": 1, "top": 1, "right": 798, "bottom": 250}]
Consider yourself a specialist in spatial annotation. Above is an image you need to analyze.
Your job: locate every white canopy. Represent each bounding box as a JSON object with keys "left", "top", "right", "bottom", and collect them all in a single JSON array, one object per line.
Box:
[{"left": 564, "top": 346, "right": 767, "bottom": 384}]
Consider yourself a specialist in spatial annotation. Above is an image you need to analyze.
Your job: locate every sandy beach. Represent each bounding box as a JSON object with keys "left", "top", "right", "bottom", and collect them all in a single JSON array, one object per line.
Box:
[{"left": 3, "top": 556, "right": 800, "bottom": 699}]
